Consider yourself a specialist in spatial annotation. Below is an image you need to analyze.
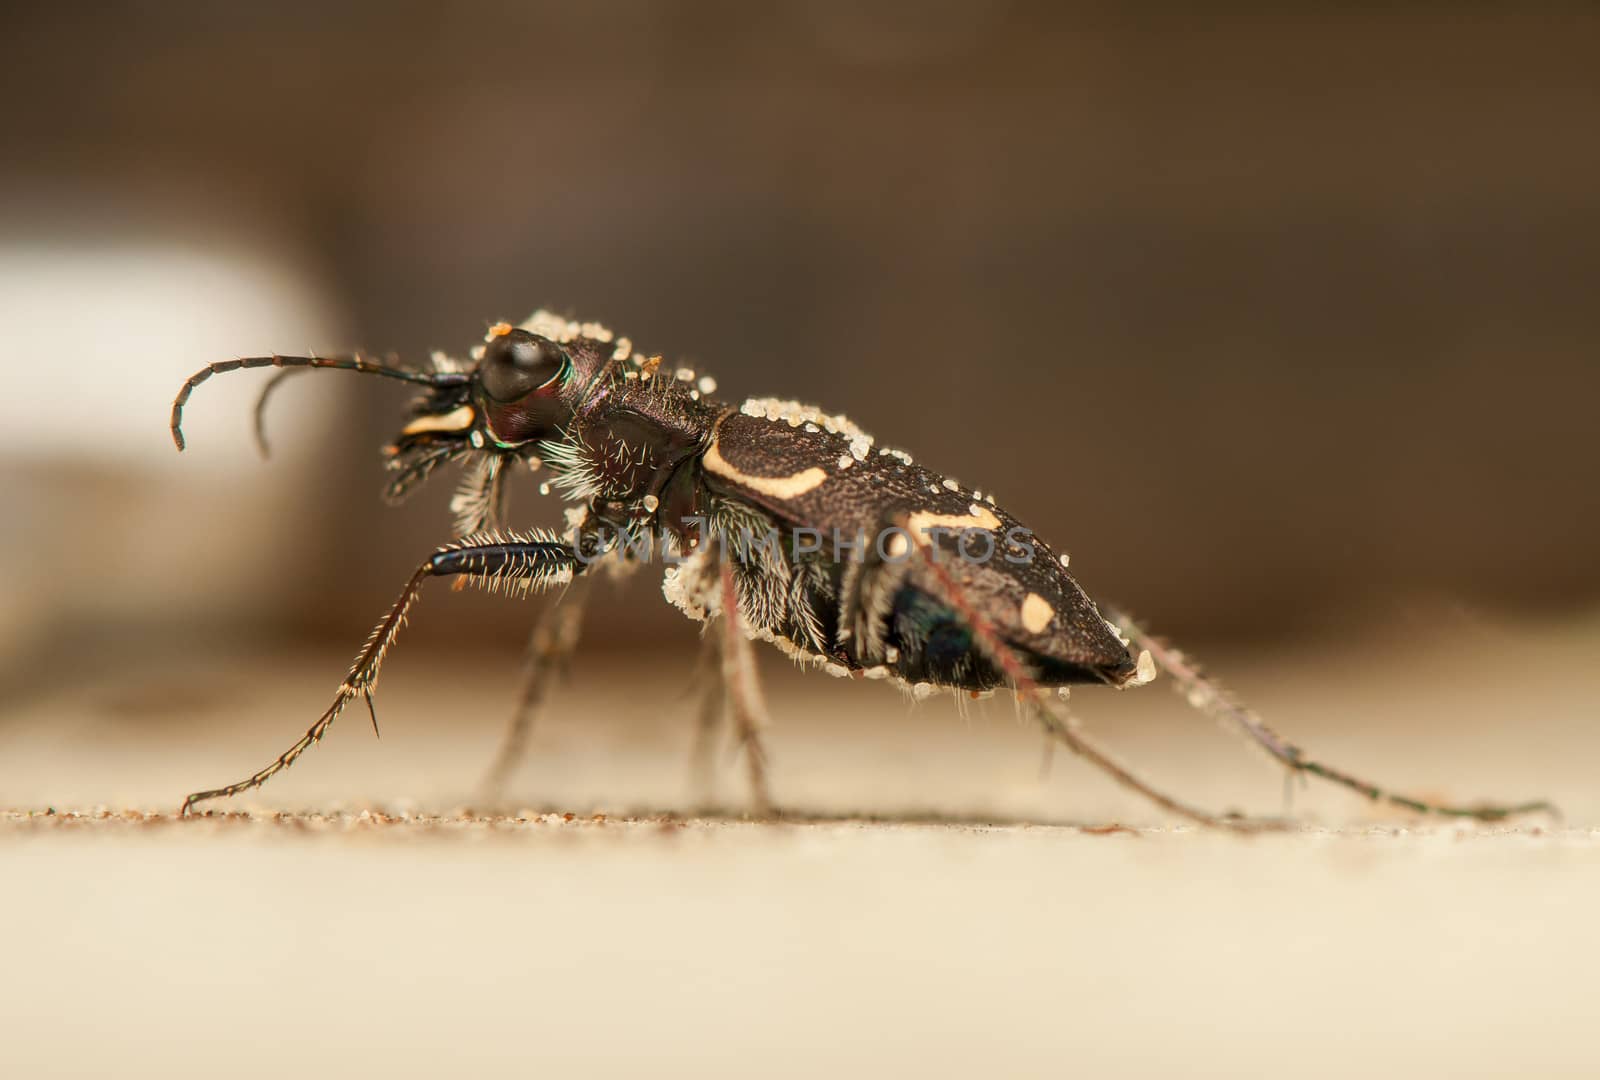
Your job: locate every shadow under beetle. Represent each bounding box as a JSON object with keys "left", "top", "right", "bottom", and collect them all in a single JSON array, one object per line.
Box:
[{"left": 169, "top": 311, "right": 1554, "bottom": 828}]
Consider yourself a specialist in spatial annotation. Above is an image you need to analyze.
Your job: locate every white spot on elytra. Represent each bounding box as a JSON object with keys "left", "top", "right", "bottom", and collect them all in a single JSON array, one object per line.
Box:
[
  {"left": 697, "top": 375, "right": 717, "bottom": 395},
  {"left": 642, "top": 494, "right": 660, "bottom": 512},
  {"left": 740, "top": 397, "right": 881, "bottom": 465},
  {"left": 904, "top": 505, "right": 1003, "bottom": 538},
  {"left": 1021, "top": 593, "right": 1054, "bottom": 634}
]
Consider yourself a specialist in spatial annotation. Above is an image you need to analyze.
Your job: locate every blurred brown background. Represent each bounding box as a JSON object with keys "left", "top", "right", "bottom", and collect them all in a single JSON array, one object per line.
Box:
[
  {"left": 2, "top": 1, "right": 1598, "bottom": 716},
  {"left": 5, "top": 9, "right": 1600, "bottom": 1078}
]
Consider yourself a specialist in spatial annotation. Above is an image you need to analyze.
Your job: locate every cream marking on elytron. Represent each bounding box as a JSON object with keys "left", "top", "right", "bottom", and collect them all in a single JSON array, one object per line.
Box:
[
  {"left": 1021, "top": 592, "right": 1055, "bottom": 634},
  {"left": 703, "top": 432, "right": 829, "bottom": 499},
  {"left": 904, "top": 504, "right": 1004, "bottom": 538}
]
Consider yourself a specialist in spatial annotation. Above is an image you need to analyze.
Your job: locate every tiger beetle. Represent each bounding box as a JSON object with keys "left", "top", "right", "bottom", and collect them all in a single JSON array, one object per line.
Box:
[{"left": 168, "top": 311, "right": 1554, "bottom": 828}]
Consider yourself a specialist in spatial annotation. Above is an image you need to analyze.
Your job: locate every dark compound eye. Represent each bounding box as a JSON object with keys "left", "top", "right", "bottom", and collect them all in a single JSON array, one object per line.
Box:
[{"left": 480, "top": 329, "right": 567, "bottom": 402}]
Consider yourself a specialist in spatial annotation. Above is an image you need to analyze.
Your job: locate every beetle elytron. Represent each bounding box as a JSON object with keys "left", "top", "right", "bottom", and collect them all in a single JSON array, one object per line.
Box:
[{"left": 170, "top": 311, "right": 1552, "bottom": 827}]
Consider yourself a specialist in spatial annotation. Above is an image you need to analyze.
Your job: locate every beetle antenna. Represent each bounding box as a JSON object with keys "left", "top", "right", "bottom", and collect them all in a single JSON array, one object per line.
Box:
[
  {"left": 170, "top": 353, "right": 461, "bottom": 452},
  {"left": 250, "top": 367, "right": 301, "bottom": 458}
]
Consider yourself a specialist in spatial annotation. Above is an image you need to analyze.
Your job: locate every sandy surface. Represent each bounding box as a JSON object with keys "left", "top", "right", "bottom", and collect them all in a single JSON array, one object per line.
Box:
[{"left": 4, "top": 621, "right": 1597, "bottom": 1078}]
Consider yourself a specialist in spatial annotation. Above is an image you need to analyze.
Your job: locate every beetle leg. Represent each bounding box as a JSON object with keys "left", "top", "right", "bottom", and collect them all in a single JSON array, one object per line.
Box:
[
  {"left": 717, "top": 556, "right": 775, "bottom": 816},
  {"left": 911, "top": 546, "right": 1277, "bottom": 832},
  {"left": 478, "top": 575, "right": 592, "bottom": 800},
  {"left": 1107, "top": 611, "right": 1557, "bottom": 823},
  {"left": 450, "top": 454, "right": 510, "bottom": 537},
  {"left": 685, "top": 624, "right": 729, "bottom": 803},
  {"left": 179, "top": 532, "right": 580, "bottom": 816}
]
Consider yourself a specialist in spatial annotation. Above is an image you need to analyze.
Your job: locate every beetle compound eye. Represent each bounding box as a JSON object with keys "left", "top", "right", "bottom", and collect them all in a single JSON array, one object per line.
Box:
[{"left": 480, "top": 330, "right": 567, "bottom": 402}]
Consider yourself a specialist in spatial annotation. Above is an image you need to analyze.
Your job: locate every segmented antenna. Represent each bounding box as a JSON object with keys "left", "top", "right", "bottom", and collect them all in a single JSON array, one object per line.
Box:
[{"left": 170, "top": 353, "right": 459, "bottom": 451}]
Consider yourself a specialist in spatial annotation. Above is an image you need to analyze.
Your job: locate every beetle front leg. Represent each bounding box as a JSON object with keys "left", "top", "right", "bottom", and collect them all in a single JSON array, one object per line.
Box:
[{"left": 179, "top": 533, "right": 581, "bottom": 816}]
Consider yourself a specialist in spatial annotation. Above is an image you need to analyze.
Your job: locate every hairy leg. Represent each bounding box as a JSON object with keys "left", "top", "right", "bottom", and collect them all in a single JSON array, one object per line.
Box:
[
  {"left": 717, "top": 558, "right": 775, "bottom": 815},
  {"left": 914, "top": 549, "right": 1275, "bottom": 832},
  {"left": 1106, "top": 610, "right": 1555, "bottom": 823},
  {"left": 685, "top": 624, "right": 729, "bottom": 802},
  {"left": 180, "top": 531, "right": 579, "bottom": 815}
]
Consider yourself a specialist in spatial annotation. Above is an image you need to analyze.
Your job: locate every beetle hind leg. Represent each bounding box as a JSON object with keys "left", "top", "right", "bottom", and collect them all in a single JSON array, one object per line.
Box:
[
  {"left": 1107, "top": 612, "right": 1556, "bottom": 823},
  {"left": 911, "top": 546, "right": 1276, "bottom": 832}
]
